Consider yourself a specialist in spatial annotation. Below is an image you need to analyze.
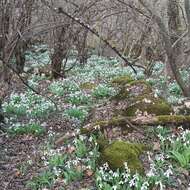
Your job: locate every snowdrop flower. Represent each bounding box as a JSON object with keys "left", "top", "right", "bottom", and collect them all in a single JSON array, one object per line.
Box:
[
  {"left": 147, "top": 152, "right": 153, "bottom": 162},
  {"left": 99, "top": 184, "right": 103, "bottom": 188},
  {"left": 89, "top": 151, "right": 94, "bottom": 156},
  {"left": 113, "top": 172, "right": 119, "bottom": 178},
  {"left": 164, "top": 165, "right": 173, "bottom": 178},
  {"left": 143, "top": 98, "right": 151, "bottom": 103},
  {"left": 79, "top": 135, "right": 86, "bottom": 141},
  {"left": 155, "top": 154, "right": 164, "bottom": 161},
  {"left": 96, "top": 176, "right": 102, "bottom": 182},
  {"left": 72, "top": 159, "right": 79, "bottom": 166},
  {"left": 89, "top": 136, "right": 93, "bottom": 142},
  {"left": 141, "top": 181, "right": 149, "bottom": 190},
  {"left": 129, "top": 178, "right": 136, "bottom": 187},
  {"left": 53, "top": 167, "right": 61, "bottom": 177},
  {"left": 157, "top": 125, "right": 163, "bottom": 129},
  {"left": 124, "top": 162, "right": 130, "bottom": 172},
  {"left": 155, "top": 180, "right": 165, "bottom": 190},
  {"left": 146, "top": 168, "right": 155, "bottom": 177},
  {"left": 103, "top": 162, "right": 109, "bottom": 170},
  {"left": 112, "top": 185, "right": 117, "bottom": 190},
  {"left": 119, "top": 180, "right": 124, "bottom": 185},
  {"left": 123, "top": 173, "right": 130, "bottom": 182},
  {"left": 158, "top": 134, "right": 165, "bottom": 142}
]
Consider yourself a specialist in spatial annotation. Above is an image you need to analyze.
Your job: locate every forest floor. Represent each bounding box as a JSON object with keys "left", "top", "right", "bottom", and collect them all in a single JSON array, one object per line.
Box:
[{"left": 0, "top": 48, "right": 190, "bottom": 190}]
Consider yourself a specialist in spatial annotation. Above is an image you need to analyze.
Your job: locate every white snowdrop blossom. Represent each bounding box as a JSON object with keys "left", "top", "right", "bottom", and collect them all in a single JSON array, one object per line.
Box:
[
  {"left": 113, "top": 172, "right": 119, "bottom": 178},
  {"left": 155, "top": 154, "right": 164, "bottom": 161},
  {"left": 164, "top": 165, "right": 173, "bottom": 178},
  {"left": 141, "top": 181, "right": 149, "bottom": 190},
  {"left": 103, "top": 162, "right": 109, "bottom": 170},
  {"left": 129, "top": 174, "right": 139, "bottom": 187},
  {"left": 129, "top": 178, "right": 136, "bottom": 187},
  {"left": 155, "top": 180, "right": 165, "bottom": 190},
  {"left": 124, "top": 162, "right": 131, "bottom": 173},
  {"left": 112, "top": 185, "right": 117, "bottom": 190}
]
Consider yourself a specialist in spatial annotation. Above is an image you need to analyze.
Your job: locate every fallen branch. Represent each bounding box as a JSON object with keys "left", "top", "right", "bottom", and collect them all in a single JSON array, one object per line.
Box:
[
  {"left": 81, "top": 115, "right": 190, "bottom": 134},
  {"left": 130, "top": 115, "right": 190, "bottom": 126}
]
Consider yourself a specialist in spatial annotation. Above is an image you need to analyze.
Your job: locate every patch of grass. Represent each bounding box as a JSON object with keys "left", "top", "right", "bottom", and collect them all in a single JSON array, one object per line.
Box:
[
  {"left": 49, "top": 81, "right": 65, "bottom": 96},
  {"left": 3, "top": 91, "right": 55, "bottom": 119},
  {"left": 66, "top": 91, "right": 92, "bottom": 105},
  {"left": 7, "top": 123, "right": 45, "bottom": 136},
  {"left": 63, "top": 107, "right": 88, "bottom": 122},
  {"left": 92, "top": 84, "right": 116, "bottom": 99},
  {"left": 26, "top": 170, "right": 54, "bottom": 190},
  {"left": 74, "top": 138, "right": 88, "bottom": 158},
  {"left": 48, "top": 154, "right": 67, "bottom": 168}
]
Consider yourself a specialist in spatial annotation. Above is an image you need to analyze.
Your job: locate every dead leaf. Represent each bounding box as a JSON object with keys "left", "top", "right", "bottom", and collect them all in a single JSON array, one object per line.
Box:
[
  {"left": 76, "top": 165, "right": 83, "bottom": 172},
  {"left": 178, "top": 167, "right": 189, "bottom": 176},
  {"left": 143, "top": 111, "right": 148, "bottom": 116},
  {"left": 67, "top": 146, "right": 75, "bottom": 154},
  {"left": 15, "top": 170, "right": 21, "bottom": 177},
  {"left": 85, "top": 169, "right": 93, "bottom": 177},
  {"left": 153, "top": 142, "right": 161, "bottom": 151},
  {"left": 184, "top": 101, "right": 190, "bottom": 108}
]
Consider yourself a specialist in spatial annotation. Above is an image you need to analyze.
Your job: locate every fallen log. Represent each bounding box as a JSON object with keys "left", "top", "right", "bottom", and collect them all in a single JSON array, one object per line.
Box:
[
  {"left": 81, "top": 115, "right": 190, "bottom": 134},
  {"left": 130, "top": 115, "right": 190, "bottom": 125}
]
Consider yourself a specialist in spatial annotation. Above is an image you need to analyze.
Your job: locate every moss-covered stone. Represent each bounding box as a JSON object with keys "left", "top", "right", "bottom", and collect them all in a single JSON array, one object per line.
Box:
[
  {"left": 128, "top": 80, "right": 153, "bottom": 95},
  {"left": 112, "top": 80, "right": 153, "bottom": 100},
  {"left": 112, "top": 88, "right": 130, "bottom": 100},
  {"left": 80, "top": 82, "right": 96, "bottom": 90},
  {"left": 123, "top": 95, "right": 173, "bottom": 116},
  {"left": 111, "top": 75, "right": 134, "bottom": 86},
  {"left": 101, "top": 140, "right": 145, "bottom": 174}
]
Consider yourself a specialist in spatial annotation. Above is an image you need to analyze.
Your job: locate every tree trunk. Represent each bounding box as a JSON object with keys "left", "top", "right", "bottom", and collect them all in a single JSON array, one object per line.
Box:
[
  {"left": 154, "top": 7, "right": 190, "bottom": 97},
  {"left": 51, "top": 49, "right": 66, "bottom": 78},
  {"left": 15, "top": 43, "right": 26, "bottom": 73}
]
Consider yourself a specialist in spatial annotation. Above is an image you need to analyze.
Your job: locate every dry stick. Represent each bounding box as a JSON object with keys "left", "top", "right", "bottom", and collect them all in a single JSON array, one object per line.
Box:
[
  {"left": 56, "top": 7, "right": 137, "bottom": 75},
  {"left": 123, "top": 118, "right": 144, "bottom": 134}
]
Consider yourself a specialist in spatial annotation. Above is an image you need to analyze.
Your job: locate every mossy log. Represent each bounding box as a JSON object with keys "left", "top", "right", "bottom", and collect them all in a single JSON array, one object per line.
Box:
[
  {"left": 130, "top": 115, "right": 190, "bottom": 125},
  {"left": 81, "top": 115, "right": 190, "bottom": 134}
]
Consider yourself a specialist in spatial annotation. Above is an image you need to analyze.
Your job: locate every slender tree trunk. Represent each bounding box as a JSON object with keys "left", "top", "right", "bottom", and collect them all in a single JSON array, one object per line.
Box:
[
  {"left": 15, "top": 43, "right": 26, "bottom": 73},
  {"left": 51, "top": 49, "right": 65, "bottom": 79},
  {"left": 78, "top": 29, "right": 88, "bottom": 65}
]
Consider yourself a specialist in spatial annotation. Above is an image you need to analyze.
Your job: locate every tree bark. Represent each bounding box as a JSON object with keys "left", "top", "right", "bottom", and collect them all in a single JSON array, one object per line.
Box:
[
  {"left": 51, "top": 49, "right": 66, "bottom": 78},
  {"left": 15, "top": 43, "right": 26, "bottom": 73}
]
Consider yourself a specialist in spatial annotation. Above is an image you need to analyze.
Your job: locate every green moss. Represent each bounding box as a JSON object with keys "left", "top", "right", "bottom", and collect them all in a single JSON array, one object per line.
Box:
[
  {"left": 129, "top": 80, "right": 153, "bottom": 94},
  {"left": 101, "top": 140, "right": 145, "bottom": 174},
  {"left": 112, "top": 88, "right": 130, "bottom": 100},
  {"left": 157, "top": 115, "right": 190, "bottom": 124},
  {"left": 112, "top": 80, "right": 153, "bottom": 101},
  {"left": 111, "top": 75, "right": 134, "bottom": 86},
  {"left": 95, "top": 117, "right": 125, "bottom": 127},
  {"left": 80, "top": 127, "right": 90, "bottom": 134},
  {"left": 128, "top": 80, "right": 152, "bottom": 87},
  {"left": 80, "top": 82, "right": 96, "bottom": 90},
  {"left": 121, "top": 95, "right": 173, "bottom": 116}
]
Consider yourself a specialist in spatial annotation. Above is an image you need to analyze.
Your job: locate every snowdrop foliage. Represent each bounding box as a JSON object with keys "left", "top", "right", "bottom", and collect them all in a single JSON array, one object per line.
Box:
[{"left": 3, "top": 91, "right": 55, "bottom": 118}]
